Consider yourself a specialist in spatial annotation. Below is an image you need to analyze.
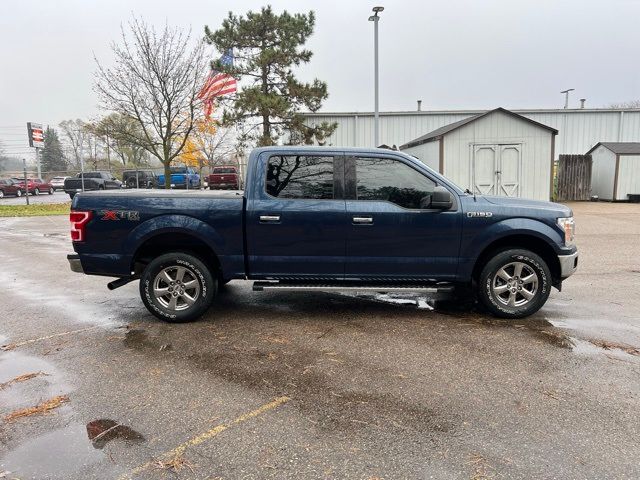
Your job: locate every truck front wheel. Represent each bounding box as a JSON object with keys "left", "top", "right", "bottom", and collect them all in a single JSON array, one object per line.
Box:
[
  {"left": 477, "top": 249, "right": 551, "bottom": 319},
  {"left": 140, "top": 252, "right": 217, "bottom": 323}
]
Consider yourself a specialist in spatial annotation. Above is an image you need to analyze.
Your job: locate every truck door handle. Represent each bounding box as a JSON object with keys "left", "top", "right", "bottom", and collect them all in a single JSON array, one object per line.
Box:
[
  {"left": 259, "top": 215, "right": 281, "bottom": 223},
  {"left": 352, "top": 216, "right": 373, "bottom": 225}
]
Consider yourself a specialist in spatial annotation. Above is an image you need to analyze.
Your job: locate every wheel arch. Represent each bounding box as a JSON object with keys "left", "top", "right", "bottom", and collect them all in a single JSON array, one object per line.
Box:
[
  {"left": 471, "top": 234, "right": 561, "bottom": 286},
  {"left": 127, "top": 215, "right": 227, "bottom": 279},
  {"left": 131, "top": 230, "right": 221, "bottom": 278}
]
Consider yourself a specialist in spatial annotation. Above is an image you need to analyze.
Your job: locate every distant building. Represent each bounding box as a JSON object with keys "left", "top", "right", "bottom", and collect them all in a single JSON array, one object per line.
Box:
[
  {"left": 587, "top": 142, "right": 640, "bottom": 201},
  {"left": 398, "top": 108, "right": 557, "bottom": 201},
  {"left": 301, "top": 107, "right": 640, "bottom": 159}
]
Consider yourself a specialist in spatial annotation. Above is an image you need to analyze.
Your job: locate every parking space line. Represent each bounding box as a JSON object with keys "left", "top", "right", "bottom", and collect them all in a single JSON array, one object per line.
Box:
[
  {"left": 122, "top": 396, "right": 290, "bottom": 479},
  {"left": 0, "top": 325, "right": 100, "bottom": 351}
]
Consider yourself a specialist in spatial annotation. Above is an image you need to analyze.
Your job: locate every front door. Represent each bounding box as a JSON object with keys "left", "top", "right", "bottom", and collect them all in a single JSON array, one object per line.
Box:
[
  {"left": 473, "top": 144, "right": 522, "bottom": 197},
  {"left": 246, "top": 153, "right": 347, "bottom": 279},
  {"left": 344, "top": 155, "right": 462, "bottom": 280}
]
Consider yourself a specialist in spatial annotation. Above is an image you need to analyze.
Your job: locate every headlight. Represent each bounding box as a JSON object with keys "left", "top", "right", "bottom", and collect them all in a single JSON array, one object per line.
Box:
[{"left": 557, "top": 217, "right": 575, "bottom": 246}]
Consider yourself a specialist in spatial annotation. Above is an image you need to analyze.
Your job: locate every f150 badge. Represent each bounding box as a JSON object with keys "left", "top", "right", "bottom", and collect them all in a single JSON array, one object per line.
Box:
[
  {"left": 467, "top": 211, "right": 493, "bottom": 218},
  {"left": 99, "top": 210, "right": 140, "bottom": 221}
]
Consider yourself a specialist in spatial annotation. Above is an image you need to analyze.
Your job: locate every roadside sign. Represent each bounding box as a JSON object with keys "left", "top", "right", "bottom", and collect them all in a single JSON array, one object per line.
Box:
[{"left": 27, "top": 122, "right": 44, "bottom": 148}]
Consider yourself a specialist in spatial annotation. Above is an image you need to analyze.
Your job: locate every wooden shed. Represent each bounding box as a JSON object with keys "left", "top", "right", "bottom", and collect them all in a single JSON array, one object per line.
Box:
[
  {"left": 399, "top": 107, "right": 557, "bottom": 201},
  {"left": 587, "top": 142, "right": 640, "bottom": 201}
]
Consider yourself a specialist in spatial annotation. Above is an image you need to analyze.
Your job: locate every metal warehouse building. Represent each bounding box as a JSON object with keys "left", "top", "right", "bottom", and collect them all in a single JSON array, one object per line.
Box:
[
  {"left": 587, "top": 142, "right": 640, "bottom": 201},
  {"left": 302, "top": 107, "right": 640, "bottom": 158},
  {"left": 398, "top": 108, "right": 557, "bottom": 201}
]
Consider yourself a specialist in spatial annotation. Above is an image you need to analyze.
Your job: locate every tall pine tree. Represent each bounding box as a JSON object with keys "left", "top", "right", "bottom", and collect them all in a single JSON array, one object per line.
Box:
[
  {"left": 205, "top": 6, "right": 336, "bottom": 147},
  {"left": 40, "top": 127, "right": 67, "bottom": 174}
]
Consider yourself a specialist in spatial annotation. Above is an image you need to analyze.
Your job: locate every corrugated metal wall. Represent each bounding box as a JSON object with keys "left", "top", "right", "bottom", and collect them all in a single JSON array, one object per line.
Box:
[{"left": 303, "top": 109, "right": 640, "bottom": 157}]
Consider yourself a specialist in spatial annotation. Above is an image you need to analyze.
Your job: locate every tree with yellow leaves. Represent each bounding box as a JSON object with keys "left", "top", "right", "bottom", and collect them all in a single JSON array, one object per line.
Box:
[{"left": 177, "top": 118, "right": 236, "bottom": 183}]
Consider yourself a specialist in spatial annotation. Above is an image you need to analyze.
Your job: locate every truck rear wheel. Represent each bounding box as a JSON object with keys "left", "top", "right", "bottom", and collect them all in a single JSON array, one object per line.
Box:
[
  {"left": 140, "top": 252, "right": 217, "bottom": 323},
  {"left": 477, "top": 249, "right": 551, "bottom": 319}
]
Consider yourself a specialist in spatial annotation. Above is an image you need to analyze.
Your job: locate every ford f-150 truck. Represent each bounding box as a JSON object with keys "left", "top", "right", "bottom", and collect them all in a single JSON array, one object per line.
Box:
[{"left": 67, "top": 146, "right": 578, "bottom": 323}]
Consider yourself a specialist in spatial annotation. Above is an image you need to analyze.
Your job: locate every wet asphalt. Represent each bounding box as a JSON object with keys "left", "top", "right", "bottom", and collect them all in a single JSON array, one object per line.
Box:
[
  {"left": 0, "top": 202, "right": 639, "bottom": 479},
  {"left": 0, "top": 191, "right": 69, "bottom": 205}
]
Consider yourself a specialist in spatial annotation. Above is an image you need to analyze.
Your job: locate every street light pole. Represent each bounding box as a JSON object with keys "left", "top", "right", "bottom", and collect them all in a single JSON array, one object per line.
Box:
[
  {"left": 369, "top": 6, "right": 384, "bottom": 147},
  {"left": 561, "top": 88, "right": 575, "bottom": 109}
]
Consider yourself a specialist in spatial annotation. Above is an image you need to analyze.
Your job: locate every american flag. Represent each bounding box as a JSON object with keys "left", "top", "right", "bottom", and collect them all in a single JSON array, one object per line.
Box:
[{"left": 198, "top": 49, "right": 237, "bottom": 118}]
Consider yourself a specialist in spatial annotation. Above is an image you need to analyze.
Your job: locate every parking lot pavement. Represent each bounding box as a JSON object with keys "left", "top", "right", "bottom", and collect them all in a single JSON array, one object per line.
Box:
[
  {"left": 0, "top": 190, "right": 70, "bottom": 205},
  {"left": 0, "top": 202, "right": 639, "bottom": 479}
]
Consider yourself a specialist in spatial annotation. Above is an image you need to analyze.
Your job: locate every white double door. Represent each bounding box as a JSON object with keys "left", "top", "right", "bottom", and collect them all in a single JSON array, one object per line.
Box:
[{"left": 473, "top": 144, "right": 522, "bottom": 197}]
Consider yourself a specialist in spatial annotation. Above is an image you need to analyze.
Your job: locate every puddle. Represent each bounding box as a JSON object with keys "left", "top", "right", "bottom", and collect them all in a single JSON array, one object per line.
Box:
[
  {"left": 0, "top": 351, "right": 70, "bottom": 410},
  {"left": 342, "top": 292, "right": 436, "bottom": 310},
  {"left": 86, "top": 419, "right": 145, "bottom": 449},
  {"left": 0, "top": 424, "right": 105, "bottom": 479}
]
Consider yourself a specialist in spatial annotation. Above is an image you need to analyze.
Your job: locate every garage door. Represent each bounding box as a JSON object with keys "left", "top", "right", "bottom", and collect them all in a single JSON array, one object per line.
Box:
[{"left": 473, "top": 144, "right": 522, "bottom": 197}]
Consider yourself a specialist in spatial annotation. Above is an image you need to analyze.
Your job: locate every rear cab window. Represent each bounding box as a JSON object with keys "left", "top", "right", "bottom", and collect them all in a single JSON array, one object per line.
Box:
[{"left": 266, "top": 155, "right": 334, "bottom": 199}]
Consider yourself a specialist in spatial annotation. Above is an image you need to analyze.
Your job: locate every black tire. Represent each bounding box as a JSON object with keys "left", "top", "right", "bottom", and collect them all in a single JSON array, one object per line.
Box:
[
  {"left": 140, "top": 252, "right": 217, "bottom": 323},
  {"left": 477, "top": 249, "right": 551, "bottom": 319},
  {"left": 16, "top": 189, "right": 22, "bottom": 197},
  {"left": 126, "top": 178, "right": 137, "bottom": 189},
  {"left": 48, "top": 187, "right": 54, "bottom": 195},
  {"left": 34, "top": 188, "right": 40, "bottom": 196},
  {"left": 0, "top": 190, "right": 4, "bottom": 199}
]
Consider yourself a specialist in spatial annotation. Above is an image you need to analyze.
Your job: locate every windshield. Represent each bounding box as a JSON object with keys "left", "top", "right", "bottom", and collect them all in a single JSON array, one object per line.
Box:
[{"left": 213, "top": 167, "right": 236, "bottom": 174}]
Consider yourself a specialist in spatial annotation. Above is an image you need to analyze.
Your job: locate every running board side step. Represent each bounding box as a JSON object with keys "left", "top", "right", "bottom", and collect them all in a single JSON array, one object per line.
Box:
[{"left": 252, "top": 281, "right": 454, "bottom": 294}]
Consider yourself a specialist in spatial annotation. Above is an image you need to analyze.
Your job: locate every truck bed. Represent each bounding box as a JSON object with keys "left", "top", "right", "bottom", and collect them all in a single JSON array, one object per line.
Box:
[{"left": 71, "top": 189, "right": 246, "bottom": 278}]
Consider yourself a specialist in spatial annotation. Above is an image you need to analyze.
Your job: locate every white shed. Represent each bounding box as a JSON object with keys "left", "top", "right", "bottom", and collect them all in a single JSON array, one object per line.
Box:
[
  {"left": 398, "top": 108, "right": 558, "bottom": 201},
  {"left": 587, "top": 142, "right": 640, "bottom": 201}
]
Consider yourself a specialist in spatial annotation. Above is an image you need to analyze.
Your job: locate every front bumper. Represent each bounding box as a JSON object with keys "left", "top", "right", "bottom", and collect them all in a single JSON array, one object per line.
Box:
[
  {"left": 558, "top": 250, "right": 578, "bottom": 279},
  {"left": 67, "top": 254, "right": 84, "bottom": 273}
]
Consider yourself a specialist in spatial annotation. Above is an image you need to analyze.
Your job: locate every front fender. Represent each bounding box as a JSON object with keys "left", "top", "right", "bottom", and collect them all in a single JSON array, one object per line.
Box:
[{"left": 458, "top": 217, "right": 566, "bottom": 280}]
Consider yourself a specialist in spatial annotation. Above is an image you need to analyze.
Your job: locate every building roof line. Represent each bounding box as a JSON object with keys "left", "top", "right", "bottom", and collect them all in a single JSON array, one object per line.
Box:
[
  {"left": 398, "top": 107, "right": 557, "bottom": 150},
  {"left": 301, "top": 108, "right": 640, "bottom": 117}
]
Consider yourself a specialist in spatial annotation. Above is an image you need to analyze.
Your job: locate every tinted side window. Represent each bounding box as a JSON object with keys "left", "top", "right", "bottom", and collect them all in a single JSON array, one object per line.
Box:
[
  {"left": 355, "top": 157, "right": 436, "bottom": 209},
  {"left": 266, "top": 155, "right": 334, "bottom": 199}
]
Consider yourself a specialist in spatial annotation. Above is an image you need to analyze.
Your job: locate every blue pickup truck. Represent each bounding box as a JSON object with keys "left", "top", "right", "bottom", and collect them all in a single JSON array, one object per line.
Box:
[
  {"left": 156, "top": 166, "right": 200, "bottom": 189},
  {"left": 67, "top": 146, "right": 578, "bottom": 322}
]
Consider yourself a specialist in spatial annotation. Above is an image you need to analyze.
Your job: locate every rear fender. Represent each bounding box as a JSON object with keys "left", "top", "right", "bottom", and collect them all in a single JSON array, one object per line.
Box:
[{"left": 125, "top": 214, "right": 226, "bottom": 266}]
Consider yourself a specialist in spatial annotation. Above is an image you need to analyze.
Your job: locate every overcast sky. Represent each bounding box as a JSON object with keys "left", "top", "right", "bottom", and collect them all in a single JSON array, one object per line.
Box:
[{"left": 1, "top": 0, "right": 639, "bottom": 156}]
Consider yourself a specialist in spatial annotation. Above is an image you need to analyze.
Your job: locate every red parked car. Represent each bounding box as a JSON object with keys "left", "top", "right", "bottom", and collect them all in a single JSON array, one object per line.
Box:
[
  {"left": 207, "top": 166, "right": 240, "bottom": 190},
  {"left": 0, "top": 178, "right": 25, "bottom": 198},
  {"left": 12, "top": 177, "right": 55, "bottom": 195}
]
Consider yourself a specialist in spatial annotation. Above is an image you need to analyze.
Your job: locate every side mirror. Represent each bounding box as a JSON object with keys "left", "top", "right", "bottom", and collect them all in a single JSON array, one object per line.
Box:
[{"left": 430, "top": 186, "right": 453, "bottom": 209}]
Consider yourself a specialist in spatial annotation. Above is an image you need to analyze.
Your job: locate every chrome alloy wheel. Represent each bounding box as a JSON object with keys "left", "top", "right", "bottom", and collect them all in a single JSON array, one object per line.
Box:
[
  {"left": 492, "top": 261, "right": 539, "bottom": 307},
  {"left": 152, "top": 266, "right": 200, "bottom": 311}
]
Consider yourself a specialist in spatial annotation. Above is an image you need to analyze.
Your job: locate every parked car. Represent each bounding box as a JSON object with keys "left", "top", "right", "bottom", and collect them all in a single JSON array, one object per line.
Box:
[
  {"left": 67, "top": 146, "right": 578, "bottom": 323},
  {"left": 207, "top": 166, "right": 240, "bottom": 190},
  {"left": 50, "top": 176, "right": 70, "bottom": 191},
  {"left": 156, "top": 166, "right": 200, "bottom": 189},
  {"left": 64, "top": 172, "right": 122, "bottom": 199},
  {"left": 0, "top": 178, "right": 25, "bottom": 198},
  {"left": 122, "top": 170, "right": 156, "bottom": 189},
  {"left": 13, "top": 178, "right": 54, "bottom": 195}
]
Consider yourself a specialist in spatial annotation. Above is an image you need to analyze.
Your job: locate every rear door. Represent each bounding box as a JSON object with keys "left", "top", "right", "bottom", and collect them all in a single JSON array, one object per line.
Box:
[
  {"left": 246, "top": 152, "right": 346, "bottom": 279},
  {"left": 344, "top": 155, "right": 462, "bottom": 280}
]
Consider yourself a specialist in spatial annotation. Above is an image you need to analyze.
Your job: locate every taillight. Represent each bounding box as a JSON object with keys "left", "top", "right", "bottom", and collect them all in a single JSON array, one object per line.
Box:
[{"left": 70, "top": 210, "right": 92, "bottom": 242}]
